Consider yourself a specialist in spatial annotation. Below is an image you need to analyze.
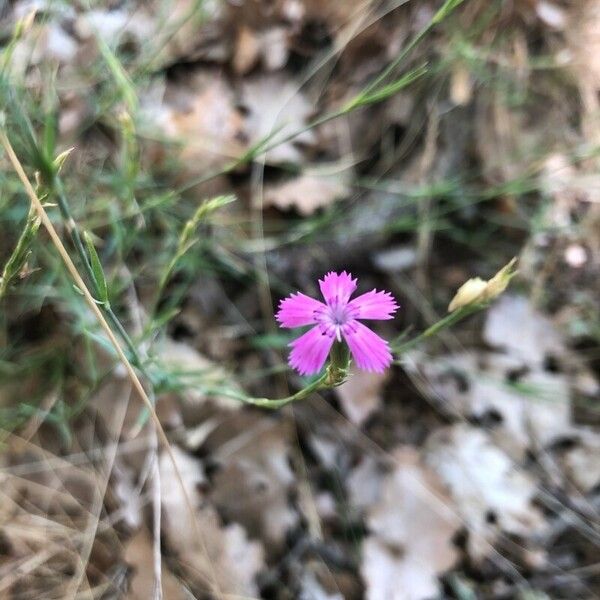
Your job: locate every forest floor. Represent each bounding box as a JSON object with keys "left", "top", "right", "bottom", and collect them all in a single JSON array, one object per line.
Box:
[{"left": 0, "top": 0, "right": 599, "bottom": 598}]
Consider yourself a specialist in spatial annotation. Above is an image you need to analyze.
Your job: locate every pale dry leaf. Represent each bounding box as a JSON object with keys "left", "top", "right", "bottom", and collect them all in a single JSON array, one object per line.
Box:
[
  {"left": 233, "top": 25, "right": 261, "bottom": 74},
  {"left": 260, "top": 26, "right": 289, "bottom": 71},
  {"left": 75, "top": 8, "right": 153, "bottom": 47},
  {"left": 124, "top": 528, "right": 187, "bottom": 600},
  {"left": 233, "top": 25, "right": 289, "bottom": 74},
  {"left": 361, "top": 448, "right": 459, "bottom": 600},
  {"left": 405, "top": 351, "right": 572, "bottom": 458},
  {"left": 425, "top": 425, "right": 545, "bottom": 562},
  {"left": 10, "top": 22, "right": 78, "bottom": 76},
  {"left": 149, "top": 71, "right": 245, "bottom": 172},
  {"left": 567, "top": 0, "right": 600, "bottom": 93},
  {"left": 539, "top": 153, "right": 587, "bottom": 228},
  {"left": 112, "top": 460, "right": 143, "bottom": 530},
  {"left": 264, "top": 167, "right": 351, "bottom": 215},
  {"left": 335, "top": 368, "right": 387, "bottom": 426},
  {"left": 149, "top": 0, "right": 227, "bottom": 67},
  {"left": 239, "top": 73, "right": 316, "bottom": 164},
  {"left": 348, "top": 455, "right": 385, "bottom": 513},
  {"left": 560, "top": 430, "right": 600, "bottom": 493},
  {"left": 159, "top": 446, "right": 264, "bottom": 596},
  {"left": 158, "top": 338, "right": 240, "bottom": 411},
  {"left": 535, "top": 2, "right": 567, "bottom": 29},
  {"left": 450, "top": 65, "right": 473, "bottom": 106},
  {"left": 300, "top": 571, "right": 344, "bottom": 600},
  {"left": 210, "top": 419, "right": 298, "bottom": 552},
  {"left": 302, "top": 0, "right": 367, "bottom": 24},
  {"left": 483, "top": 295, "right": 566, "bottom": 367},
  {"left": 159, "top": 446, "right": 206, "bottom": 551},
  {"left": 373, "top": 245, "right": 417, "bottom": 273}
]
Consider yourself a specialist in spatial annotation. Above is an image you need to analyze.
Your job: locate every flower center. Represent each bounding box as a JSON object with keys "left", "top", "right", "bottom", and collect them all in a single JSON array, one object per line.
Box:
[
  {"left": 314, "top": 300, "right": 358, "bottom": 342},
  {"left": 329, "top": 303, "right": 349, "bottom": 326}
]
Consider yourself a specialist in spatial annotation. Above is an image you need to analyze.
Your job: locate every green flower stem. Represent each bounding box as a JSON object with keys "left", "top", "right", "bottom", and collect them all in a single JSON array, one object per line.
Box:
[
  {"left": 245, "top": 373, "right": 330, "bottom": 409},
  {"left": 199, "top": 373, "right": 328, "bottom": 410},
  {"left": 391, "top": 304, "right": 482, "bottom": 357},
  {"left": 326, "top": 342, "right": 350, "bottom": 386},
  {"left": 202, "top": 344, "right": 351, "bottom": 409}
]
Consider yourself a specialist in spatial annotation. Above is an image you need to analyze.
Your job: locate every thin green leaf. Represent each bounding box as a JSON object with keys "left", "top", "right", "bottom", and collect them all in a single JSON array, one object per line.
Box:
[
  {"left": 83, "top": 231, "right": 109, "bottom": 304},
  {"left": 0, "top": 205, "right": 41, "bottom": 298},
  {"left": 344, "top": 64, "right": 429, "bottom": 110}
]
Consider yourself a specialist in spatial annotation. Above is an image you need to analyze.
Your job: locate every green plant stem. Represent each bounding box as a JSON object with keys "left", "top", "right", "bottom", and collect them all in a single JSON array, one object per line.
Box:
[
  {"left": 245, "top": 373, "right": 330, "bottom": 409},
  {"left": 391, "top": 304, "right": 481, "bottom": 356},
  {"left": 201, "top": 342, "right": 352, "bottom": 409},
  {"left": 201, "top": 372, "right": 330, "bottom": 410}
]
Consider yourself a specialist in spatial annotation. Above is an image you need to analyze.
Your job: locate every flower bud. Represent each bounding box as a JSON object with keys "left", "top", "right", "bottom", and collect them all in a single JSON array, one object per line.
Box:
[
  {"left": 483, "top": 257, "right": 517, "bottom": 301},
  {"left": 448, "top": 258, "right": 517, "bottom": 312},
  {"left": 448, "top": 277, "right": 487, "bottom": 312}
]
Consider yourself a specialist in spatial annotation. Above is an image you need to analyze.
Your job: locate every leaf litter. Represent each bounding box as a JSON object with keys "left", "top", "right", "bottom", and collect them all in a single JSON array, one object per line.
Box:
[{"left": 1, "top": 0, "right": 600, "bottom": 599}]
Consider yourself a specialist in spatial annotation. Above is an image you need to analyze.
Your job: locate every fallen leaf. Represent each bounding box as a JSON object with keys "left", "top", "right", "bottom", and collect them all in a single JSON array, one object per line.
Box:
[
  {"left": 124, "top": 528, "right": 187, "bottom": 600},
  {"left": 373, "top": 245, "right": 417, "bottom": 273},
  {"left": 335, "top": 368, "right": 387, "bottom": 426},
  {"left": 239, "top": 73, "right": 316, "bottom": 164},
  {"left": 348, "top": 455, "right": 386, "bottom": 515},
  {"left": 425, "top": 425, "right": 545, "bottom": 562},
  {"left": 361, "top": 448, "right": 459, "bottom": 600},
  {"left": 159, "top": 446, "right": 264, "bottom": 597},
  {"left": 233, "top": 25, "right": 261, "bottom": 74},
  {"left": 567, "top": 0, "right": 600, "bottom": 134},
  {"left": 149, "top": 0, "right": 227, "bottom": 67},
  {"left": 264, "top": 166, "right": 351, "bottom": 215},
  {"left": 483, "top": 295, "right": 567, "bottom": 367},
  {"left": 147, "top": 71, "right": 245, "bottom": 173},
  {"left": 158, "top": 338, "right": 241, "bottom": 413},
  {"left": 10, "top": 21, "right": 78, "bottom": 76},
  {"left": 300, "top": 570, "right": 344, "bottom": 600},
  {"left": 560, "top": 430, "right": 600, "bottom": 493},
  {"left": 535, "top": 2, "right": 567, "bottom": 29},
  {"left": 405, "top": 350, "right": 572, "bottom": 457},
  {"left": 209, "top": 419, "right": 298, "bottom": 554}
]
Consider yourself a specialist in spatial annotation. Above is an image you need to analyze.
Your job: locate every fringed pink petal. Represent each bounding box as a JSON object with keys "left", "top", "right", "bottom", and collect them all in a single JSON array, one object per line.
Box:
[
  {"left": 342, "top": 320, "right": 393, "bottom": 373},
  {"left": 288, "top": 325, "right": 335, "bottom": 376},
  {"left": 347, "top": 289, "right": 399, "bottom": 320},
  {"left": 318, "top": 271, "right": 357, "bottom": 307},
  {"left": 276, "top": 292, "right": 328, "bottom": 328}
]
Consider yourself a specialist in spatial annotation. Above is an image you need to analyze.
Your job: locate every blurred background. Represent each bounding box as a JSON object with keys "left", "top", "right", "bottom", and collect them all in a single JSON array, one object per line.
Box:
[{"left": 0, "top": 0, "right": 599, "bottom": 598}]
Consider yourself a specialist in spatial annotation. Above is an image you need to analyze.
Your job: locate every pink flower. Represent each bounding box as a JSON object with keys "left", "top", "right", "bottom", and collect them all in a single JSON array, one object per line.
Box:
[{"left": 276, "top": 271, "right": 398, "bottom": 375}]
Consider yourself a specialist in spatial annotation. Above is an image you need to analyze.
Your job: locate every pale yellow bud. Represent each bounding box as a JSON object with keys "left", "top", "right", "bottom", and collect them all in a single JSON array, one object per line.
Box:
[
  {"left": 482, "top": 257, "right": 517, "bottom": 301},
  {"left": 448, "top": 258, "right": 518, "bottom": 312},
  {"left": 53, "top": 147, "right": 74, "bottom": 174},
  {"left": 448, "top": 277, "right": 487, "bottom": 312}
]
